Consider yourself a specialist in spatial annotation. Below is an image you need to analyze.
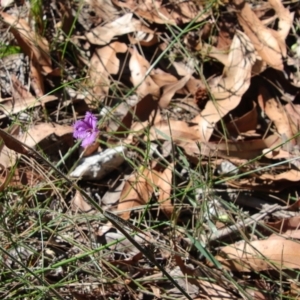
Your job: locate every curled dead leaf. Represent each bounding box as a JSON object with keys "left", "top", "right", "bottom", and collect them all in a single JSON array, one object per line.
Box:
[
  {"left": 129, "top": 48, "right": 160, "bottom": 99},
  {"left": 148, "top": 119, "right": 201, "bottom": 142},
  {"left": 225, "top": 102, "right": 258, "bottom": 135},
  {"left": 258, "top": 169, "right": 300, "bottom": 182},
  {"left": 192, "top": 30, "right": 256, "bottom": 141},
  {"left": 155, "top": 163, "right": 174, "bottom": 218},
  {"left": 71, "top": 190, "right": 92, "bottom": 212},
  {"left": 151, "top": 69, "right": 178, "bottom": 88},
  {"left": 258, "top": 87, "right": 297, "bottom": 143},
  {"left": 0, "top": 127, "right": 29, "bottom": 157},
  {"left": 159, "top": 75, "right": 191, "bottom": 108},
  {"left": 20, "top": 123, "right": 73, "bottom": 148},
  {"left": 0, "top": 95, "right": 57, "bottom": 119},
  {"left": 180, "top": 134, "right": 280, "bottom": 162},
  {"left": 216, "top": 239, "right": 300, "bottom": 272},
  {"left": 116, "top": 162, "right": 174, "bottom": 220},
  {"left": 86, "top": 13, "right": 144, "bottom": 45},
  {"left": 89, "top": 42, "right": 127, "bottom": 99},
  {"left": 128, "top": 29, "right": 159, "bottom": 47},
  {"left": 117, "top": 166, "right": 158, "bottom": 220},
  {"left": 268, "top": 0, "right": 294, "bottom": 46},
  {"left": 231, "top": 0, "right": 286, "bottom": 70},
  {"left": 266, "top": 215, "right": 300, "bottom": 233}
]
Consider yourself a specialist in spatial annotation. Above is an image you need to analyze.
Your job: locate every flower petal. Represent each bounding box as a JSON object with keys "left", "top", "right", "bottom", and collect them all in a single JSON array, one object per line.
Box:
[
  {"left": 73, "top": 112, "right": 99, "bottom": 147},
  {"left": 81, "top": 131, "right": 98, "bottom": 147},
  {"left": 84, "top": 111, "right": 98, "bottom": 130},
  {"left": 73, "top": 120, "right": 89, "bottom": 139}
]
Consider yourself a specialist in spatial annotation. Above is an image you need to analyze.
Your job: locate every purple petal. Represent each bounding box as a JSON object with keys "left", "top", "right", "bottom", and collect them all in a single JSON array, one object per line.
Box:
[
  {"left": 84, "top": 112, "right": 98, "bottom": 130},
  {"left": 73, "top": 120, "right": 89, "bottom": 139},
  {"left": 75, "top": 131, "right": 88, "bottom": 140},
  {"left": 81, "top": 131, "right": 98, "bottom": 147},
  {"left": 73, "top": 112, "right": 99, "bottom": 147}
]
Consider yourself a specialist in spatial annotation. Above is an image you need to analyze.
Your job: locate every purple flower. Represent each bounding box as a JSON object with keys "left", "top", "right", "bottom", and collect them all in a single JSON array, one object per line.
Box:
[{"left": 73, "top": 112, "right": 99, "bottom": 147}]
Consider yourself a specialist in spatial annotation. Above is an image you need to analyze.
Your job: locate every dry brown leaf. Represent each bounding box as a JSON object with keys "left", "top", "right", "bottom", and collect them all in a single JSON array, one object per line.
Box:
[
  {"left": 185, "top": 77, "right": 205, "bottom": 95},
  {"left": 198, "top": 280, "right": 238, "bottom": 300},
  {"left": 29, "top": 60, "right": 44, "bottom": 97},
  {"left": 258, "top": 87, "right": 297, "bottom": 142},
  {"left": 148, "top": 119, "right": 201, "bottom": 142},
  {"left": 216, "top": 239, "right": 300, "bottom": 272},
  {"left": 112, "top": 0, "right": 176, "bottom": 25},
  {"left": 149, "top": 285, "right": 160, "bottom": 298},
  {"left": 116, "top": 162, "right": 174, "bottom": 220},
  {"left": 101, "top": 180, "right": 125, "bottom": 206},
  {"left": 117, "top": 166, "right": 159, "bottom": 220},
  {"left": 284, "top": 103, "right": 300, "bottom": 132},
  {"left": 89, "top": 42, "right": 127, "bottom": 98},
  {"left": 56, "top": 0, "right": 74, "bottom": 35},
  {"left": 192, "top": 30, "right": 256, "bottom": 141},
  {"left": 172, "top": 61, "right": 195, "bottom": 77},
  {"left": 129, "top": 48, "right": 160, "bottom": 99},
  {"left": 112, "top": 0, "right": 209, "bottom": 24},
  {"left": 81, "top": 136, "right": 100, "bottom": 157},
  {"left": 159, "top": 75, "right": 191, "bottom": 108},
  {"left": 263, "top": 148, "right": 295, "bottom": 160},
  {"left": 0, "top": 95, "right": 57, "bottom": 119},
  {"left": 0, "top": 123, "right": 73, "bottom": 167},
  {"left": 268, "top": 230, "right": 300, "bottom": 241},
  {"left": 0, "top": 164, "right": 43, "bottom": 191},
  {"left": 20, "top": 123, "right": 73, "bottom": 148},
  {"left": 128, "top": 31, "right": 159, "bottom": 47},
  {"left": 0, "top": 12, "right": 52, "bottom": 75},
  {"left": 110, "top": 0, "right": 164, "bottom": 22},
  {"left": 262, "top": 148, "right": 300, "bottom": 171},
  {"left": 86, "top": 0, "right": 120, "bottom": 23},
  {"left": 225, "top": 101, "right": 258, "bottom": 135},
  {"left": 86, "top": 13, "right": 144, "bottom": 45},
  {"left": 151, "top": 69, "right": 178, "bottom": 87},
  {"left": 0, "top": 126, "right": 29, "bottom": 158},
  {"left": 169, "top": 1, "right": 210, "bottom": 24},
  {"left": 179, "top": 134, "right": 280, "bottom": 162},
  {"left": 71, "top": 190, "right": 92, "bottom": 212},
  {"left": 258, "top": 169, "right": 300, "bottom": 181},
  {"left": 1, "top": 0, "right": 14, "bottom": 7},
  {"left": 156, "top": 163, "right": 174, "bottom": 218},
  {"left": 0, "top": 163, "right": 8, "bottom": 192},
  {"left": 244, "top": 288, "right": 269, "bottom": 300},
  {"left": 268, "top": 0, "right": 294, "bottom": 46},
  {"left": 286, "top": 200, "right": 300, "bottom": 212},
  {"left": 190, "top": 40, "right": 229, "bottom": 67},
  {"left": 231, "top": 0, "right": 285, "bottom": 70},
  {"left": 94, "top": 42, "right": 128, "bottom": 76},
  {"left": 288, "top": 281, "right": 300, "bottom": 299},
  {"left": 110, "top": 94, "right": 159, "bottom": 136},
  {"left": 128, "top": 6, "right": 176, "bottom": 25},
  {"left": 266, "top": 216, "right": 300, "bottom": 233},
  {"left": 0, "top": 126, "right": 21, "bottom": 168},
  {"left": 10, "top": 74, "right": 32, "bottom": 102}
]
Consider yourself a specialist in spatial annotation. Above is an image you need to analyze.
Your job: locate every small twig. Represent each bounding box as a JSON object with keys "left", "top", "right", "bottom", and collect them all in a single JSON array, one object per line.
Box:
[{"left": 202, "top": 204, "right": 281, "bottom": 244}]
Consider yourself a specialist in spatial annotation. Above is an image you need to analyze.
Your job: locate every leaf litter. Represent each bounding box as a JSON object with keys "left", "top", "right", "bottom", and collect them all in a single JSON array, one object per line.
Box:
[{"left": 0, "top": 0, "right": 300, "bottom": 299}]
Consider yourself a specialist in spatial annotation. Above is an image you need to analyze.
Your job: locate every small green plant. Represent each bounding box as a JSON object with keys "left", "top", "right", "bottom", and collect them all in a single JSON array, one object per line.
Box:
[{"left": 0, "top": 45, "right": 21, "bottom": 58}]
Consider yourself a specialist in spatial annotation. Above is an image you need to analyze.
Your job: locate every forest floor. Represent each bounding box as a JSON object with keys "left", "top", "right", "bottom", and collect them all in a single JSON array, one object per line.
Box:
[{"left": 0, "top": 0, "right": 300, "bottom": 299}]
